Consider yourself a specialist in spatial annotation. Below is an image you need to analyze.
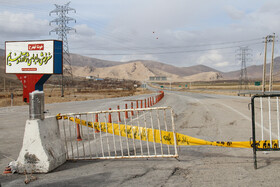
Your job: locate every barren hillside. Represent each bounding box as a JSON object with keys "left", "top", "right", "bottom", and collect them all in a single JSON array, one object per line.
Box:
[
  {"left": 70, "top": 53, "right": 123, "bottom": 68},
  {"left": 2, "top": 48, "right": 280, "bottom": 82},
  {"left": 183, "top": 72, "right": 223, "bottom": 82},
  {"left": 73, "top": 61, "right": 157, "bottom": 81},
  {"left": 222, "top": 57, "right": 280, "bottom": 80},
  {"left": 72, "top": 61, "right": 223, "bottom": 82}
]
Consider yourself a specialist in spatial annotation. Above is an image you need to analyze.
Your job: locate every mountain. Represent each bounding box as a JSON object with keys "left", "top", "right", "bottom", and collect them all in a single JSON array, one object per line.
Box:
[
  {"left": 70, "top": 53, "right": 124, "bottom": 68},
  {"left": 5, "top": 47, "right": 279, "bottom": 82},
  {"left": 181, "top": 65, "right": 221, "bottom": 76},
  {"left": 124, "top": 60, "right": 220, "bottom": 77},
  {"left": 68, "top": 53, "right": 223, "bottom": 81},
  {"left": 137, "top": 60, "right": 193, "bottom": 77},
  {"left": 71, "top": 60, "right": 223, "bottom": 82},
  {"left": 73, "top": 61, "right": 155, "bottom": 80},
  {"left": 183, "top": 72, "right": 223, "bottom": 82},
  {"left": 223, "top": 57, "right": 280, "bottom": 80}
]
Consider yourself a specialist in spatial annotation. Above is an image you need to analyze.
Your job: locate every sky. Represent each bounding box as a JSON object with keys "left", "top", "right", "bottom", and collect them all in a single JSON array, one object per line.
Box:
[{"left": 0, "top": 0, "right": 280, "bottom": 72}]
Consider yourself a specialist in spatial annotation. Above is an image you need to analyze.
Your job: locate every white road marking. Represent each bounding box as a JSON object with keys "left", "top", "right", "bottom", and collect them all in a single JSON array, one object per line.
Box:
[{"left": 219, "top": 102, "right": 277, "bottom": 138}]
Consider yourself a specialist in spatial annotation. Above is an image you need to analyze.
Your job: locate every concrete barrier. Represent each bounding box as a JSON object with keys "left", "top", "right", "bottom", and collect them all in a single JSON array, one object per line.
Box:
[{"left": 16, "top": 116, "right": 66, "bottom": 173}]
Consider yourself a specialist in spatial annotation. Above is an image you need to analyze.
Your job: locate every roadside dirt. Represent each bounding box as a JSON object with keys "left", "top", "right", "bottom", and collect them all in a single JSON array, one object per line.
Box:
[{"left": 0, "top": 88, "right": 152, "bottom": 107}]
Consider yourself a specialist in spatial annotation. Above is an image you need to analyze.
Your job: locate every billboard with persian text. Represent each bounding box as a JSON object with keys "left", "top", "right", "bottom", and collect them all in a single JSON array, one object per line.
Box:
[{"left": 5, "top": 40, "right": 63, "bottom": 74}]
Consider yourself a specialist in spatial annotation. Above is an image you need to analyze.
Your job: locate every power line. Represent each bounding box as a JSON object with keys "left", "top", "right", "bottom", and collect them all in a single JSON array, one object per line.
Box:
[
  {"left": 83, "top": 41, "right": 263, "bottom": 56},
  {"left": 71, "top": 37, "right": 263, "bottom": 51}
]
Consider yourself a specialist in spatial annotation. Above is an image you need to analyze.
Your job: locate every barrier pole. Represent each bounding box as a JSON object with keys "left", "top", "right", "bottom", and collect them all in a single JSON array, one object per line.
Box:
[
  {"left": 125, "top": 104, "right": 128, "bottom": 119},
  {"left": 131, "top": 102, "right": 134, "bottom": 116},
  {"left": 95, "top": 114, "right": 100, "bottom": 133},
  {"left": 108, "top": 108, "right": 112, "bottom": 123},
  {"left": 268, "top": 97, "right": 272, "bottom": 148},
  {"left": 260, "top": 97, "right": 264, "bottom": 140},
  {"left": 76, "top": 120, "right": 82, "bottom": 141},
  {"left": 277, "top": 97, "right": 280, "bottom": 143},
  {"left": 117, "top": 105, "right": 121, "bottom": 122}
]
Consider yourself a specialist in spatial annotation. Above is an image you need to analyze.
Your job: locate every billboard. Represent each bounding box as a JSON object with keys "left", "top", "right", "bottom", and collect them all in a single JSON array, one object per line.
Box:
[{"left": 5, "top": 40, "right": 63, "bottom": 74}]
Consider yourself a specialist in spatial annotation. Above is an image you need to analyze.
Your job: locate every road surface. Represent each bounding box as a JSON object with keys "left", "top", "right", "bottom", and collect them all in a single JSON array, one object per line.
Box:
[{"left": 1, "top": 90, "right": 280, "bottom": 186}]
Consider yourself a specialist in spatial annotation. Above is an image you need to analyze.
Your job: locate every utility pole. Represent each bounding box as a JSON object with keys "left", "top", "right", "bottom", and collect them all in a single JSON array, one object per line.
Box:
[
  {"left": 236, "top": 46, "right": 251, "bottom": 94},
  {"left": 262, "top": 36, "right": 268, "bottom": 93},
  {"left": 262, "top": 34, "right": 275, "bottom": 93},
  {"left": 269, "top": 33, "right": 275, "bottom": 92},
  {"left": 49, "top": 2, "right": 76, "bottom": 97}
]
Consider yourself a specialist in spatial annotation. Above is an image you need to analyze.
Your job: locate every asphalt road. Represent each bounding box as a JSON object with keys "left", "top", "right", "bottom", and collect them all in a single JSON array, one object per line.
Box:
[{"left": 1, "top": 90, "right": 280, "bottom": 186}]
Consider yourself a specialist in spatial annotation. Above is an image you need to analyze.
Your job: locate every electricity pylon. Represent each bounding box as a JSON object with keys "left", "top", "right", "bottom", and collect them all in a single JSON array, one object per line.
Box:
[
  {"left": 236, "top": 46, "right": 251, "bottom": 93},
  {"left": 49, "top": 2, "right": 76, "bottom": 97}
]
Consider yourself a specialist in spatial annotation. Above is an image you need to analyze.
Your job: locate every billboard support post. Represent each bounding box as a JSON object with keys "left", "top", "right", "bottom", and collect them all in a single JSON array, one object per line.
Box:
[{"left": 16, "top": 74, "right": 51, "bottom": 103}]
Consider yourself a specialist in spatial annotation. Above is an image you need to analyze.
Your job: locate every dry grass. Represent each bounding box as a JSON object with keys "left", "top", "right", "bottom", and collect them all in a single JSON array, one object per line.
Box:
[{"left": 0, "top": 88, "right": 152, "bottom": 108}]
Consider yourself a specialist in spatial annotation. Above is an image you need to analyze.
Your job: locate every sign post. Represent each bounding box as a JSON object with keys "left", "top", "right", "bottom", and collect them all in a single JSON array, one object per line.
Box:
[{"left": 5, "top": 40, "right": 63, "bottom": 103}]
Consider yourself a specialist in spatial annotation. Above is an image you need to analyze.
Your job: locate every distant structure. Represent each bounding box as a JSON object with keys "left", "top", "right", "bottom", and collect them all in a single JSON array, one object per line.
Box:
[
  {"left": 49, "top": 2, "right": 76, "bottom": 96},
  {"left": 149, "top": 76, "right": 167, "bottom": 81},
  {"left": 236, "top": 46, "right": 251, "bottom": 93}
]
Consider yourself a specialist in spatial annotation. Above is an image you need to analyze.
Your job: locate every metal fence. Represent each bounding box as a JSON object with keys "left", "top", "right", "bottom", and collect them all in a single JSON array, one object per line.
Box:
[
  {"left": 58, "top": 107, "right": 178, "bottom": 160},
  {"left": 251, "top": 94, "right": 280, "bottom": 169}
]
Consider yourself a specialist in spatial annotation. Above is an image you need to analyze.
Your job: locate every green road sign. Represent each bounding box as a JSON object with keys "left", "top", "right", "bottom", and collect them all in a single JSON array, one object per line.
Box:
[
  {"left": 255, "top": 81, "right": 261, "bottom": 86},
  {"left": 160, "top": 86, "right": 164, "bottom": 88}
]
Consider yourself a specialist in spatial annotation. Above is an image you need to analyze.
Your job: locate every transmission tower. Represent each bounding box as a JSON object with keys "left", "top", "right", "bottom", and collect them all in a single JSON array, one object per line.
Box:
[
  {"left": 49, "top": 2, "right": 76, "bottom": 96},
  {"left": 236, "top": 46, "right": 251, "bottom": 93}
]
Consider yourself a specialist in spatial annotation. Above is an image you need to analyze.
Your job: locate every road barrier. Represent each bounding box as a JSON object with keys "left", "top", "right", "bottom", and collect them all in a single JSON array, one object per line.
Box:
[
  {"left": 58, "top": 112, "right": 263, "bottom": 149},
  {"left": 251, "top": 94, "right": 280, "bottom": 169},
  {"left": 55, "top": 92, "right": 279, "bottom": 167},
  {"left": 58, "top": 107, "right": 178, "bottom": 160}
]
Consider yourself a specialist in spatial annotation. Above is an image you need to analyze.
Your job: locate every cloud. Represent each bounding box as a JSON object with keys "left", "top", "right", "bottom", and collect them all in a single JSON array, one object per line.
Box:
[
  {"left": 224, "top": 6, "right": 245, "bottom": 20},
  {"left": 214, "top": 61, "right": 229, "bottom": 67},
  {"left": 0, "top": 11, "right": 49, "bottom": 39},
  {"left": 195, "top": 50, "right": 234, "bottom": 71},
  {"left": 198, "top": 51, "right": 223, "bottom": 64},
  {"left": 1, "top": 0, "right": 280, "bottom": 72},
  {"left": 74, "top": 24, "right": 95, "bottom": 36}
]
